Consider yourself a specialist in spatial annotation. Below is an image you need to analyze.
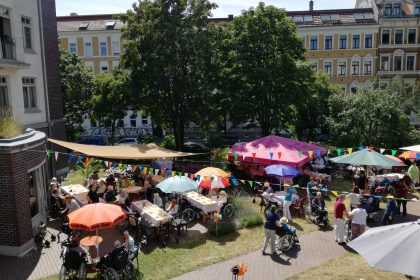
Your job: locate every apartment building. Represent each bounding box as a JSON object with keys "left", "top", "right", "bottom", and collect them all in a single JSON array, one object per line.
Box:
[
  {"left": 287, "top": 5, "right": 380, "bottom": 94},
  {"left": 57, "top": 14, "right": 153, "bottom": 141},
  {"left": 0, "top": 0, "right": 65, "bottom": 256}
]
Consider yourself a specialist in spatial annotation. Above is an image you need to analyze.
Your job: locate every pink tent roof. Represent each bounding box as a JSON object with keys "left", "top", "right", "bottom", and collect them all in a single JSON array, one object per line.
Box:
[{"left": 228, "top": 135, "right": 327, "bottom": 168}]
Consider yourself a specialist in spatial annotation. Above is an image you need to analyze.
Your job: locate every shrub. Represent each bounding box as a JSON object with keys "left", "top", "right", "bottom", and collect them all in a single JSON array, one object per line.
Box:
[
  {"left": 160, "top": 134, "right": 176, "bottom": 149},
  {"left": 143, "top": 134, "right": 155, "bottom": 143},
  {"left": 208, "top": 221, "right": 237, "bottom": 236},
  {"left": 0, "top": 108, "right": 22, "bottom": 139},
  {"left": 240, "top": 213, "right": 263, "bottom": 229}
]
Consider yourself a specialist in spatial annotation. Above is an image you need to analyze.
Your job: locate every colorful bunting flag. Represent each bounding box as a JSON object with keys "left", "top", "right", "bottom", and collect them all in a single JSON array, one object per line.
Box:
[
  {"left": 150, "top": 167, "right": 154, "bottom": 174},
  {"left": 133, "top": 165, "right": 138, "bottom": 172},
  {"left": 178, "top": 172, "right": 182, "bottom": 177},
  {"left": 331, "top": 191, "right": 339, "bottom": 197},
  {"left": 269, "top": 152, "right": 274, "bottom": 159},
  {"left": 122, "top": 164, "right": 127, "bottom": 169},
  {"left": 210, "top": 176, "right": 214, "bottom": 182},
  {"left": 172, "top": 171, "right": 176, "bottom": 177},
  {"left": 298, "top": 151, "right": 302, "bottom": 158},
  {"left": 67, "top": 153, "right": 73, "bottom": 164},
  {"left": 85, "top": 157, "right": 91, "bottom": 164},
  {"left": 337, "top": 148, "right": 342, "bottom": 156},
  {"left": 143, "top": 167, "right": 148, "bottom": 173},
  {"left": 358, "top": 146, "right": 365, "bottom": 151},
  {"left": 190, "top": 173, "right": 195, "bottom": 179},
  {"left": 234, "top": 153, "right": 238, "bottom": 160},
  {"left": 104, "top": 161, "right": 109, "bottom": 167},
  {"left": 240, "top": 180, "right": 245, "bottom": 184},
  {"left": 391, "top": 150, "right": 397, "bottom": 156},
  {"left": 231, "top": 178, "right": 237, "bottom": 186},
  {"left": 380, "top": 148, "right": 385, "bottom": 154},
  {"left": 278, "top": 152, "right": 282, "bottom": 159},
  {"left": 308, "top": 150, "right": 313, "bottom": 159},
  {"left": 55, "top": 151, "right": 59, "bottom": 161},
  {"left": 327, "top": 149, "right": 330, "bottom": 155},
  {"left": 184, "top": 173, "right": 189, "bottom": 177},
  {"left": 403, "top": 151, "right": 409, "bottom": 159},
  {"left": 252, "top": 152, "right": 256, "bottom": 160},
  {"left": 112, "top": 162, "right": 117, "bottom": 168},
  {"left": 347, "top": 148, "right": 353, "bottom": 154},
  {"left": 248, "top": 181, "right": 253, "bottom": 187},
  {"left": 316, "top": 150, "right": 321, "bottom": 157},
  {"left": 118, "top": 162, "right": 122, "bottom": 168},
  {"left": 416, "top": 153, "right": 420, "bottom": 161},
  {"left": 46, "top": 150, "right": 52, "bottom": 159},
  {"left": 77, "top": 155, "right": 83, "bottom": 164},
  {"left": 138, "top": 165, "right": 143, "bottom": 171},
  {"left": 197, "top": 175, "right": 201, "bottom": 182}
]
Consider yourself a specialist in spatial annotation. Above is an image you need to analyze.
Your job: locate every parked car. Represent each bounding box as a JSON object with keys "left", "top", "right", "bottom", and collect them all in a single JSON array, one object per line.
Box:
[
  {"left": 183, "top": 141, "right": 208, "bottom": 152},
  {"left": 115, "top": 138, "right": 139, "bottom": 146}
]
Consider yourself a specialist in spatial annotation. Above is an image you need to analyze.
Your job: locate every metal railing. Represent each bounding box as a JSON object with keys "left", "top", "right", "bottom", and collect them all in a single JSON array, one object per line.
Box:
[{"left": 0, "top": 38, "right": 15, "bottom": 61}]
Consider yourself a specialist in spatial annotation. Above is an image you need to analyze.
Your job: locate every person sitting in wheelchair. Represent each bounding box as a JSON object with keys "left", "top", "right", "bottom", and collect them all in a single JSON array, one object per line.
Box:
[
  {"left": 275, "top": 217, "right": 299, "bottom": 243},
  {"left": 311, "top": 192, "right": 328, "bottom": 226},
  {"left": 100, "top": 240, "right": 127, "bottom": 267},
  {"left": 138, "top": 212, "right": 155, "bottom": 237}
]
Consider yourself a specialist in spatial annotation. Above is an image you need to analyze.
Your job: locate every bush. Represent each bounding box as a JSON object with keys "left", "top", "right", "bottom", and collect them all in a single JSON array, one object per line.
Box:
[
  {"left": 0, "top": 108, "right": 22, "bottom": 139},
  {"left": 143, "top": 134, "right": 155, "bottom": 143},
  {"left": 240, "top": 213, "right": 263, "bottom": 229},
  {"left": 160, "top": 134, "right": 176, "bottom": 149},
  {"left": 208, "top": 221, "right": 237, "bottom": 236}
]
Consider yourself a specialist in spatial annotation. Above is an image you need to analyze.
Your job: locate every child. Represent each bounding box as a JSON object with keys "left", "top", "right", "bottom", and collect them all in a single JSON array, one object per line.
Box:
[{"left": 382, "top": 195, "right": 397, "bottom": 225}]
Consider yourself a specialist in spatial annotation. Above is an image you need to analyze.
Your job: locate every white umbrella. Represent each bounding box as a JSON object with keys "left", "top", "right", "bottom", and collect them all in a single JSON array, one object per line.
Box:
[
  {"left": 348, "top": 219, "right": 420, "bottom": 278},
  {"left": 400, "top": 145, "right": 420, "bottom": 153}
]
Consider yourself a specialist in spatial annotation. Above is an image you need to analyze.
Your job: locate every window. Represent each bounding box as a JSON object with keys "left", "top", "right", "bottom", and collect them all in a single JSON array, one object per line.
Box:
[
  {"left": 320, "top": 14, "right": 330, "bottom": 21},
  {"left": 353, "top": 13, "right": 364, "bottom": 20},
  {"left": 363, "top": 13, "right": 374, "bottom": 19},
  {"left": 69, "top": 42, "right": 77, "bottom": 54},
  {"left": 112, "top": 60, "right": 119, "bottom": 71},
  {"left": 84, "top": 61, "right": 94, "bottom": 73},
  {"left": 116, "top": 119, "right": 124, "bottom": 127},
  {"left": 352, "top": 35, "right": 360, "bottom": 49},
  {"left": 330, "top": 14, "right": 340, "bottom": 21},
  {"left": 78, "top": 22, "right": 89, "bottom": 30},
  {"left": 323, "top": 61, "right": 332, "bottom": 76},
  {"left": 408, "top": 29, "right": 416, "bottom": 44},
  {"left": 310, "top": 36, "right": 318, "bottom": 50},
  {"left": 407, "top": 55, "right": 415, "bottom": 71},
  {"left": 105, "top": 21, "right": 116, "bottom": 29},
  {"left": 416, "top": 5, "right": 420, "bottom": 16},
  {"left": 310, "top": 62, "right": 318, "bottom": 72},
  {"left": 364, "top": 61, "right": 372, "bottom": 75},
  {"left": 325, "top": 36, "right": 332, "bottom": 50},
  {"left": 21, "top": 17, "right": 32, "bottom": 50},
  {"left": 142, "top": 115, "right": 148, "bottom": 125},
  {"left": 100, "top": 61, "right": 109, "bottom": 73},
  {"left": 84, "top": 42, "right": 92, "bottom": 57},
  {"left": 395, "top": 29, "right": 403, "bottom": 44},
  {"left": 351, "top": 61, "right": 359, "bottom": 75},
  {"left": 100, "top": 42, "right": 107, "bottom": 56},
  {"left": 91, "top": 120, "right": 97, "bottom": 127},
  {"left": 22, "top": 77, "right": 37, "bottom": 110},
  {"left": 351, "top": 87, "right": 358, "bottom": 94},
  {"left": 380, "top": 56, "right": 389, "bottom": 70},
  {"left": 394, "top": 56, "right": 402, "bottom": 71},
  {"left": 29, "top": 171, "right": 38, "bottom": 217},
  {"left": 112, "top": 40, "right": 120, "bottom": 56},
  {"left": 130, "top": 117, "right": 137, "bottom": 127},
  {"left": 293, "top": 16, "right": 303, "bottom": 23},
  {"left": 382, "top": 30, "right": 390, "bottom": 44},
  {"left": 384, "top": 4, "right": 392, "bottom": 16},
  {"left": 303, "top": 15, "right": 313, "bottom": 22},
  {"left": 0, "top": 76, "right": 8, "bottom": 108},
  {"left": 338, "top": 61, "right": 346, "bottom": 76},
  {"left": 339, "top": 35, "right": 347, "bottom": 49},
  {"left": 365, "top": 34, "right": 372, "bottom": 48},
  {"left": 393, "top": 3, "right": 401, "bottom": 16}
]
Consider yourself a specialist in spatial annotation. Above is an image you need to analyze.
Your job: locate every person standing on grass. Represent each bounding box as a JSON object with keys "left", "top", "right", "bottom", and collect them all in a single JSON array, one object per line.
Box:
[
  {"left": 262, "top": 205, "right": 277, "bottom": 255},
  {"left": 346, "top": 185, "right": 360, "bottom": 211},
  {"left": 408, "top": 161, "right": 419, "bottom": 185},
  {"left": 396, "top": 179, "right": 409, "bottom": 216},
  {"left": 382, "top": 195, "right": 397, "bottom": 225},
  {"left": 334, "top": 194, "right": 350, "bottom": 245},
  {"left": 283, "top": 184, "right": 293, "bottom": 222},
  {"left": 349, "top": 204, "right": 367, "bottom": 239}
]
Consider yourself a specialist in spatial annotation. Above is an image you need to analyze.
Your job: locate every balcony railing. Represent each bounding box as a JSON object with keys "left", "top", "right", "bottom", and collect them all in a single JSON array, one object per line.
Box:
[{"left": 0, "top": 38, "right": 15, "bottom": 61}]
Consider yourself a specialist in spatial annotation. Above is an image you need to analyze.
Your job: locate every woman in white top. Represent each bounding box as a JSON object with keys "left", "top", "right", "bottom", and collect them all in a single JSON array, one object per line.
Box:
[
  {"left": 166, "top": 199, "right": 179, "bottom": 215},
  {"left": 62, "top": 194, "right": 80, "bottom": 214},
  {"left": 216, "top": 191, "right": 228, "bottom": 207},
  {"left": 153, "top": 192, "right": 163, "bottom": 208},
  {"left": 346, "top": 185, "right": 360, "bottom": 211}
]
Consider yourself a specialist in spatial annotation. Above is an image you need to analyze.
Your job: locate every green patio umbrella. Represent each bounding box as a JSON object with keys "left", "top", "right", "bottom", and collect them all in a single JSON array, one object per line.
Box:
[
  {"left": 156, "top": 176, "right": 198, "bottom": 193},
  {"left": 330, "top": 149, "right": 406, "bottom": 167}
]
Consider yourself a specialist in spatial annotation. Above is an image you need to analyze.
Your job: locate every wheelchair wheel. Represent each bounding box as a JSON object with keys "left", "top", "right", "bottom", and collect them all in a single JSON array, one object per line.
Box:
[
  {"left": 276, "top": 235, "right": 294, "bottom": 252},
  {"left": 77, "top": 262, "right": 86, "bottom": 280},
  {"left": 124, "top": 261, "right": 137, "bottom": 280},
  {"left": 59, "top": 265, "right": 67, "bottom": 280},
  {"left": 223, "top": 204, "right": 234, "bottom": 218},
  {"left": 181, "top": 208, "right": 195, "bottom": 223},
  {"left": 372, "top": 213, "right": 380, "bottom": 223},
  {"left": 103, "top": 267, "right": 119, "bottom": 280},
  {"left": 344, "top": 222, "right": 352, "bottom": 242}
]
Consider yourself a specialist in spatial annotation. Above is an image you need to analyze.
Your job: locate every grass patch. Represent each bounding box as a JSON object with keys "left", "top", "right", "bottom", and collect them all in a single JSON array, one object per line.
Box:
[
  {"left": 62, "top": 168, "right": 106, "bottom": 186},
  {"left": 289, "top": 252, "right": 407, "bottom": 280},
  {"left": 0, "top": 108, "right": 22, "bottom": 139},
  {"left": 239, "top": 212, "right": 263, "bottom": 228},
  {"left": 208, "top": 221, "right": 237, "bottom": 236}
]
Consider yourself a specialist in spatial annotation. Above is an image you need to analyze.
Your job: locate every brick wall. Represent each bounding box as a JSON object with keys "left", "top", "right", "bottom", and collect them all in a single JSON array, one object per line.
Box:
[{"left": 0, "top": 143, "right": 46, "bottom": 247}]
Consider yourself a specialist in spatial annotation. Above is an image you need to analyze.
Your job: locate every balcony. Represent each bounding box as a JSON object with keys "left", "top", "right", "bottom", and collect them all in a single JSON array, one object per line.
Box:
[{"left": 0, "top": 37, "right": 29, "bottom": 69}]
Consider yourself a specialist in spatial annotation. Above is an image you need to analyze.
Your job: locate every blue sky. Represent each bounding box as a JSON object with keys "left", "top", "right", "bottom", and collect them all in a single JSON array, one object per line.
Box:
[{"left": 56, "top": 0, "right": 356, "bottom": 17}]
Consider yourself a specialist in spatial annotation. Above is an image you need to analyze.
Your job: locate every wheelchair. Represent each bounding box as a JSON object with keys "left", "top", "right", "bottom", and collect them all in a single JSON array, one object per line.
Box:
[
  {"left": 275, "top": 224, "right": 299, "bottom": 253},
  {"left": 96, "top": 246, "right": 137, "bottom": 280},
  {"left": 344, "top": 220, "right": 352, "bottom": 243},
  {"left": 59, "top": 242, "right": 88, "bottom": 280},
  {"left": 220, "top": 197, "right": 235, "bottom": 218},
  {"left": 305, "top": 203, "right": 329, "bottom": 227}
]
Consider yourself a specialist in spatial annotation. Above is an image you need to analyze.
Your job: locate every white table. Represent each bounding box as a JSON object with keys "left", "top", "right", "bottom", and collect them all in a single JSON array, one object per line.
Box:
[
  {"left": 373, "top": 173, "right": 404, "bottom": 182},
  {"left": 131, "top": 200, "right": 173, "bottom": 226},
  {"left": 61, "top": 184, "right": 105, "bottom": 206},
  {"left": 185, "top": 191, "right": 221, "bottom": 213},
  {"left": 273, "top": 191, "right": 299, "bottom": 204}
]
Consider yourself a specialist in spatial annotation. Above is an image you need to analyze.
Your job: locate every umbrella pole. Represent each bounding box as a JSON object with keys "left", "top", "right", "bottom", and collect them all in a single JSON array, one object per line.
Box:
[{"left": 96, "top": 229, "right": 99, "bottom": 258}]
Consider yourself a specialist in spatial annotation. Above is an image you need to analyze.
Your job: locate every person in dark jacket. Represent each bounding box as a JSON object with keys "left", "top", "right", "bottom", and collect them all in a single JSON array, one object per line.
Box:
[
  {"left": 382, "top": 195, "right": 397, "bottom": 225},
  {"left": 262, "top": 205, "right": 278, "bottom": 255}
]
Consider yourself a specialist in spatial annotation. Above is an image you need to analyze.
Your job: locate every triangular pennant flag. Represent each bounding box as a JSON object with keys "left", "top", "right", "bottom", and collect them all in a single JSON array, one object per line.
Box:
[
  {"left": 171, "top": 171, "right": 176, "bottom": 177},
  {"left": 316, "top": 150, "right": 321, "bottom": 157},
  {"left": 416, "top": 153, "right": 420, "bottom": 161},
  {"left": 331, "top": 191, "right": 339, "bottom": 197},
  {"left": 327, "top": 149, "right": 330, "bottom": 155},
  {"left": 178, "top": 172, "right": 182, "bottom": 177},
  {"left": 197, "top": 175, "right": 201, "bottom": 182},
  {"left": 77, "top": 155, "right": 83, "bottom": 164},
  {"left": 104, "top": 161, "right": 109, "bottom": 167},
  {"left": 112, "top": 162, "right": 117, "bottom": 168},
  {"left": 118, "top": 162, "right": 122, "bottom": 168},
  {"left": 127, "top": 165, "right": 132, "bottom": 170},
  {"left": 210, "top": 176, "right": 214, "bottom": 182},
  {"left": 252, "top": 152, "right": 256, "bottom": 160},
  {"left": 380, "top": 148, "right": 385, "bottom": 154},
  {"left": 55, "top": 151, "right": 59, "bottom": 161},
  {"left": 231, "top": 178, "right": 237, "bottom": 186},
  {"left": 298, "top": 151, "right": 302, "bottom": 158},
  {"left": 184, "top": 173, "right": 189, "bottom": 178},
  {"left": 234, "top": 153, "right": 238, "bottom": 160},
  {"left": 248, "top": 181, "right": 253, "bottom": 187},
  {"left": 337, "top": 148, "right": 342, "bottom": 156},
  {"left": 402, "top": 151, "right": 409, "bottom": 159},
  {"left": 108, "top": 161, "right": 113, "bottom": 168},
  {"left": 85, "top": 157, "right": 90, "bottom": 164},
  {"left": 204, "top": 176, "right": 208, "bottom": 181},
  {"left": 150, "top": 167, "right": 154, "bottom": 174},
  {"left": 269, "top": 152, "right": 274, "bottom": 159},
  {"left": 143, "top": 167, "right": 148, "bottom": 173},
  {"left": 240, "top": 180, "right": 245, "bottom": 184},
  {"left": 222, "top": 165, "right": 227, "bottom": 170},
  {"left": 347, "top": 148, "right": 353, "bottom": 154},
  {"left": 277, "top": 152, "right": 282, "bottom": 159},
  {"left": 358, "top": 146, "right": 365, "bottom": 151},
  {"left": 138, "top": 165, "right": 143, "bottom": 171},
  {"left": 308, "top": 151, "right": 313, "bottom": 159},
  {"left": 67, "top": 153, "right": 73, "bottom": 164},
  {"left": 122, "top": 164, "right": 127, "bottom": 169},
  {"left": 391, "top": 150, "right": 397, "bottom": 156},
  {"left": 46, "top": 150, "right": 52, "bottom": 159},
  {"left": 190, "top": 173, "right": 195, "bottom": 179},
  {"left": 155, "top": 169, "right": 159, "bottom": 175},
  {"left": 133, "top": 165, "right": 138, "bottom": 172}
]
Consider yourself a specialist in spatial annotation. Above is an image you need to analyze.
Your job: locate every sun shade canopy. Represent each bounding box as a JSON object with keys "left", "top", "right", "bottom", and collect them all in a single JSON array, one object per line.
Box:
[{"left": 48, "top": 138, "right": 200, "bottom": 160}]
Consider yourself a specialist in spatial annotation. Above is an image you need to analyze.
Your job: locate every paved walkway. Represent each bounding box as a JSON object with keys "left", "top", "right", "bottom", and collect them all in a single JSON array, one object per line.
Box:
[{"left": 173, "top": 200, "right": 420, "bottom": 280}]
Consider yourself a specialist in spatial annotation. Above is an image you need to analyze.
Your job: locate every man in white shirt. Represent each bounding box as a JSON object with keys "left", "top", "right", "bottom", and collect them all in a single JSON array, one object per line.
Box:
[
  {"left": 349, "top": 204, "right": 368, "bottom": 239},
  {"left": 313, "top": 156, "right": 325, "bottom": 171}
]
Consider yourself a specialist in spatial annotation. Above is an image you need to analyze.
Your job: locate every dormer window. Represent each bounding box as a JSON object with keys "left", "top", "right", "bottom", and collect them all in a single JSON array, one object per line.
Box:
[
  {"left": 384, "top": 4, "right": 392, "bottom": 16},
  {"left": 393, "top": 3, "right": 401, "bottom": 16},
  {"left": 78, "top": 22, "right": 89, "bottom": 30},
  {"left": 416, "top": 4, "right": 420, "bottom": 16},
  {"left": 105, "top": 21, "right": 116, "bottom": 29}
]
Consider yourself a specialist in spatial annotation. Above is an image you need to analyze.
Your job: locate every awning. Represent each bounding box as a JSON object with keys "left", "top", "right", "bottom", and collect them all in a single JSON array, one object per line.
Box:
[{"left": 48, "top": 138, "right": 200, "bottom": 160}]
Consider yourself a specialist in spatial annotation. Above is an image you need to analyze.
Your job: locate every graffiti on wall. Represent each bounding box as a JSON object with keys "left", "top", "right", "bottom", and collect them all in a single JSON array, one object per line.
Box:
[{"left": 80, "top": 127, "right": 153, "bottom": 137}]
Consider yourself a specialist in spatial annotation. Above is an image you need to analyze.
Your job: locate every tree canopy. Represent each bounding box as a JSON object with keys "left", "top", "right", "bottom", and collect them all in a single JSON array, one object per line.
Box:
[
  {"left": 59, "top": 47, "right": 94, "bottom": 140},
  {"left": 120, "top": 0, "right": 218, "bottom": 150}
]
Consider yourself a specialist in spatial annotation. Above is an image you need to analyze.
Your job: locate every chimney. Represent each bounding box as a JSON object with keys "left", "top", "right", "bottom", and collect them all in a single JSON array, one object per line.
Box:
[
  {"left": 228, "top": 14, "right": 233, "bottom": 20},
  {"left": 309, "top": 0, "right": 314, "bottom": 12},
  {"left": 70, "top": 12, "right": 78, "bottom": 16}
]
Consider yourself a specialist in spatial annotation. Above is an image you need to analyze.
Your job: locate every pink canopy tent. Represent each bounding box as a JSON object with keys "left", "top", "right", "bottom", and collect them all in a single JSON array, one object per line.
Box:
[{"left": 228, "top": 135, "right": 327, "bottom": 168}]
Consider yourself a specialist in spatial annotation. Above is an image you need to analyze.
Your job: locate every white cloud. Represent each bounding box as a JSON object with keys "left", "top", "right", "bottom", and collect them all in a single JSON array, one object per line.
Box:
[{"left": 56, "top": 0, "right": 356, "bottom": 17}]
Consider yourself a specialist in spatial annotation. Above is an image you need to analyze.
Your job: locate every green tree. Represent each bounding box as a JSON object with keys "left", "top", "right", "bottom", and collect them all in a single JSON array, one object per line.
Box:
[
  {"left": 292, "top": 72, "right": 339, "bottom": 142},
  {"left": 120, "top": 0, "right": 218, "bottom": 150},
  {"left": 221, "top": 3, "right": 307, "bottom": 136},
  {"left": 327, "top": 86, "right": 419, "bottom": 148},
  {"left": 90, "top": 73, "right": 132, "bottom": 145},
  {"left": 59, "top": 48, "right": 94, "bottom": 140}
]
